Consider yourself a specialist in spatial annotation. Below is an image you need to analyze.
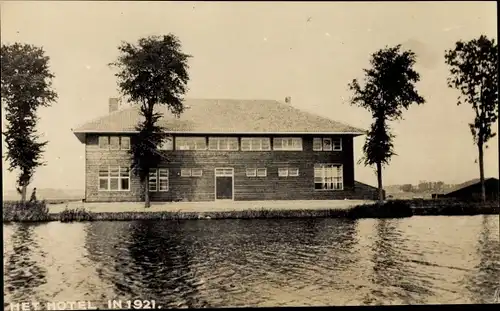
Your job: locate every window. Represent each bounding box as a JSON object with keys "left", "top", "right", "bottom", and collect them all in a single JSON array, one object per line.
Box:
[
  {"left": 246, "top": 168, "right": 257, "bottom": 177},
  {"left": 175, "top": 137, "right": 207, "bottom": 150},
  {"left": 98, "top": 136, "right": 130, "bottom": 150},
  {"left": 191, "top": 168, "right": 203, "bottom": 177},
  {"left": 288, "top": 168, "right": 299, "bottom": 177},
  {"left": 158, "top": 137, "right": 173, "bottom": 150},
  {"left": 332, "top": 138, "right": 342, "bottom": 151},
  {"left": 148, "top": 169, "right": 157, "bottom": 192},
  {"left": 109, "top": 136, "right": 120, "bottom": 150},
  {"left": 158, "top": 168, "right": 169, "bottom": 191},
  {"left": 273, "top": 137, "right": 302, "bottom": 151},
  {"left": 313, "top": 138, "right": 322, "bottom": 151},
  {"left": 148, "top": 168, "right": 169, "bottom": 192},
  {"left": 98, "top": 166, "right": 130, "bottom": 191},
  {"left": 208, "top": 137, "right": 239, "bottom": 151},
  {"left": 181, "top": 168, "right": 191, "bottom": 177},
  {"left": 98, "top": 136, "right": 109, "bottom": 149},
  {"left": 180, "top": 168, "right": 203, "bottom": 177},
  {"left": 314, "top": 137, "right": 342, "bottom": 151},
  {"left": 121, "top": 137, "right": 131, "bottom": 150},
  {"left": 278, "top": 168, "right": 289, "bottom": 177},
  {"left": 241, "top": 138, "right": 271, "bottom": 151},
  {"left": 314, "top": 164, "right": 343, "bottom": 190},
  {"left": 257, "top": 168, "right": 267, "bottom": 177},
  {"left": 278, "top": 168, "right": 298, "bottom": 177}
]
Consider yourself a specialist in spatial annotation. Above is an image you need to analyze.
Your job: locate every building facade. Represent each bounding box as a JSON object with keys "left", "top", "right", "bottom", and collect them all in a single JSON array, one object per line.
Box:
[{"left": 73, "top": 98, "right": 379, "bottom": 202}]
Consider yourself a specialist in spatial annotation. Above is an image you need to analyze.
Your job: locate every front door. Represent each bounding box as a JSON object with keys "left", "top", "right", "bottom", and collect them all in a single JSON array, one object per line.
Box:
[{"left": 215, "top": 168, "right": 234, "bottom": 200}]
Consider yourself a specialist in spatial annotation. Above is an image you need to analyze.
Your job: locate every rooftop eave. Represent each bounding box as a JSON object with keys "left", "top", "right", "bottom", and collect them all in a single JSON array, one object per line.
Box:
[{"left": 72, "top": 130, "right": 366, "bottom": 138}]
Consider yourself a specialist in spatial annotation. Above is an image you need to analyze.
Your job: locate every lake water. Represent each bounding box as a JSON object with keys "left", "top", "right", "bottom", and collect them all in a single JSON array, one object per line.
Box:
[{"left": 3, "top": 215, "right": 500, "bottom": 309}]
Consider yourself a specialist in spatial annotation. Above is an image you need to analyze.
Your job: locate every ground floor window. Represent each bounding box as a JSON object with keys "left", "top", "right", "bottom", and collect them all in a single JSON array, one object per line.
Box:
[
  {"left": 314, "top": 164, "right": 343, "bottom": 190},
  {"left": 149, "top": 168, "right": 169, "bottom": 192},
  {"left": 98, "top": 166, "right": 130, "bottom": 191},
  {"left": 246, "top": 167, "right": 267, "bottom": 177}
]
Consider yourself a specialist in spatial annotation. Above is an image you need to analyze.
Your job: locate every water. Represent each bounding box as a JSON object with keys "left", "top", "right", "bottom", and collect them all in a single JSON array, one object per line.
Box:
[{"left": 3, "top": 215, "right": 500, "bottom": 308}]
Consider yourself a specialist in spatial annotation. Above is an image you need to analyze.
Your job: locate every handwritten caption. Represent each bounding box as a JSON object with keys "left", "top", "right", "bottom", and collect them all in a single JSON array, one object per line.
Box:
[{"left": 9, "top": 300, "right": 160, "bottom": 310}]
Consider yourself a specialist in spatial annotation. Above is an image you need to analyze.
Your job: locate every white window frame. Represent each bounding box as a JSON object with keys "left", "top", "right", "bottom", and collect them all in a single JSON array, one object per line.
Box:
[
  {"left": 98, "top": 136, "right": 109, "bottom": 149},
  {"left": 181, "top": 168, "right": 192, "bottom": 177},
  {"left": 314, "top": 137, "right": 342, "bottom": 151},
  {"left": 332, "top": 137, "right": 342, "bottom": 151},
  {"left": 313, "top": 138, "right": 323, "bottom": 151},
  {"left": 246, "top": 168, "right": 257, "bottom": 177},
  {"left": 109, "top": 136, "right": 120, "bottom": 150},
  {"left": 149, "top": 168, "right": 169, "bottom": 192},
  {"left": 241, "top": 137, "right": 271, "bottom": 151},
  {"left": 288, "top": 168, "right": 299, "bottom": 177},
  {"left": 208, "top": 137, "right": 239, "bottom": 151},
  {"left": 121, "top": 137, "right": 131, "bottom": 150},
  {"left": 158, "top": 136, "right": 174, "bottom": 150},
  {"left": 256, "top": 168, "right": 267, "bottom": 177},
  {"left": 278, "top": 168, "right": 289, "bottom": 177},
  {"left": 98, "top": 166, "right": 131, "bottom": 191},
  {"left": 191, "top": 168, "right": 203, "bottom": 177},
  {"left": 148, "top": 169, "right": 158, "bottom": 192},
  {"left": 158, "top": 168, "right": 169, "bottom": 192},
  {"left": 273, "top": 137, "right": 303, "bottom": 151},
  {"left": 314, "top": 164, "right": 343, "bottom": 191},
  {"left": 175, "top": 137, "right": 207, "bottom": 150}
]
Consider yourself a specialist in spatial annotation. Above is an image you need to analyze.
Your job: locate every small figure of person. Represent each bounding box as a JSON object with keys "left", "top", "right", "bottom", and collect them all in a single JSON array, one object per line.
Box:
[{"left": 29, "top": 187, "right": 37, "bottom": 203}]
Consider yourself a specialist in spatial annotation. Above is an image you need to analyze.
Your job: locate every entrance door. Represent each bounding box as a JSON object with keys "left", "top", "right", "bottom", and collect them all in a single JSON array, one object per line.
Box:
[{"left": 215, "top": 168, "right": 234, "bottom": 200}]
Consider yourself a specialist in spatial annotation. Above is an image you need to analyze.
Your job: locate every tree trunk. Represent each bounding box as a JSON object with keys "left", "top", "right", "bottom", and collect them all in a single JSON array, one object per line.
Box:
[
  {"left": 376, "top": 161, "right": 384, "bottom": 203},
  {"left": 20, "top": 185, "right": 27, "bottom": 206},
  {"left": 144, "top": 178, "right": 151, "bottom": 208},
  {"left": 478, "top": 142, "right": 486, "bottom": 203}
]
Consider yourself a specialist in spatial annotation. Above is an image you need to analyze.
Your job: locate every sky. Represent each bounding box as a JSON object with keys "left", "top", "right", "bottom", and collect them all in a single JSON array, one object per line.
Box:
[{"left": 1, "top": 1, "right": 498, "bottom": 191}]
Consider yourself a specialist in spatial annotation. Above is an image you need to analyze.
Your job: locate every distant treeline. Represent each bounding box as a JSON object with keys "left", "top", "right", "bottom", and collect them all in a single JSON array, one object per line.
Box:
[{"left": 394, "top": 181, "right": 457, "bottom": 193}]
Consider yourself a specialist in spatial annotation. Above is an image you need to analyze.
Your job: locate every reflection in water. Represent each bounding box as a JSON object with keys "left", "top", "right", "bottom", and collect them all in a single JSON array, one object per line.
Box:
[
  {"left": 4, "top": 224, "right": 47, "bottom": 307},
  {"left": 3, "top": 215, "right": 500, "bottom": 308},
  {"left": 366, "top": 219, "right": 434, "bottom": 305},
  {"left": 466, "top": 215, "right": 500, "bottom": 303}
]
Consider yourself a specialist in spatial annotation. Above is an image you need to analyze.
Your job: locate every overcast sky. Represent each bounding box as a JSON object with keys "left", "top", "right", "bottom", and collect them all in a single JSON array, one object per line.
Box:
[{"left": 1, "top": 1, "right": 498, "bottom": 191}]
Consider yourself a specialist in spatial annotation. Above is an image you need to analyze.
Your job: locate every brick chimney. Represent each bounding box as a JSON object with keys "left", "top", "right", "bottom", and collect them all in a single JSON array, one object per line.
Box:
[
  {"left": 109, "top": 98, "right": 119, "bottom": 113},
  {"left": 285, "top": 96, "right": 291, "bottom": 104}
]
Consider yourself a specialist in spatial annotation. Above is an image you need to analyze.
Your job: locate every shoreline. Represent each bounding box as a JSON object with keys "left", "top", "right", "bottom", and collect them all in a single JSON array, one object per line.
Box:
[{"left": 2, "top": 199, "right": 498, "bottom": 223}]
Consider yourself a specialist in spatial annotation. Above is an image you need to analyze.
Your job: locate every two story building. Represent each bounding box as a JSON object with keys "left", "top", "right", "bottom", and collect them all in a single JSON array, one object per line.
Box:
[{"left": 72, "top": 97, "right": 378, "bottom": 202}]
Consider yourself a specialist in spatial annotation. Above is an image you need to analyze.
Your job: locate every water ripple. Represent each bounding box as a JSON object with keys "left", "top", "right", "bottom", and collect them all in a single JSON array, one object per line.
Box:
[{"left": 3, "top": 215, "right": 499, "bottom": 308}]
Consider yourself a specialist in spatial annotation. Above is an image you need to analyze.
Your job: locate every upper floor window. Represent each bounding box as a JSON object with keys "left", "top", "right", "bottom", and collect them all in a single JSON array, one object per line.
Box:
[
  {"left": 99, "top": 136, "right": 130, "bottom": 150},
  {"left": 175, "top": 137, "right": 207, "bottom": 150},
  {"left": 313, "top": 137, "right": 342, "bottom": 151},
  {"left": 273, "top": 137, "right": 302, "bottom": 151},
  {"left": 158, "top": 137, "right": 174, "bottom": 150},
  {"left": 208, "top": 137, "right": 239, "bottom": 151},
  {"left": 98, "top": 166, "right": 130, "bottom": 191},
  {"left": 314, "top": 164, "right": 343, "bottom": 190},
  {"left": 241, "top": 138, "right": 271, "bottom": 151}
]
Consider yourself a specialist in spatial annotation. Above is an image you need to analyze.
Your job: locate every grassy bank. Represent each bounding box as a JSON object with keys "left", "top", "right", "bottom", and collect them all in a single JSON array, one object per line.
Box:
[{"left": 2, "top": 199, "right": 498, "bottom": 223}]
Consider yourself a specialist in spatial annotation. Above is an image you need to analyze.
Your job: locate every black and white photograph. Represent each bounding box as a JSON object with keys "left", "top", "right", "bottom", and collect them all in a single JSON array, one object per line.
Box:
[{"left": 2, "top": 1, "right": 499, "bottom": 309}]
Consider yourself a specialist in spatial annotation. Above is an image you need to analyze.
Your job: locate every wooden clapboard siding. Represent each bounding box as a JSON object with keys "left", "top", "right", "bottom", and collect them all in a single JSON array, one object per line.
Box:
[{"left": 84, "top": 134, "right": 376, "bottom": 202}]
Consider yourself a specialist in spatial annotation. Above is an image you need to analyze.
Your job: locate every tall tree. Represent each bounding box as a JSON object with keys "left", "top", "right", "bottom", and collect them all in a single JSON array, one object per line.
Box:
[
  {"left": 444, "top": 35, "right": 498, "bottom": 203},
  {"left": 109, "top": 34, "right": 191, "bottom": 208},
  {"left": 1, "top": 43, "right": 57, "bottom": 204},
  {"left": 348, "top": 45, "right": 425, "bottom": 202}
]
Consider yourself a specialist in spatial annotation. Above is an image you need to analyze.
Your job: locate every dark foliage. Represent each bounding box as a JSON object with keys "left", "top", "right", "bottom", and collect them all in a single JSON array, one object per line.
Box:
[
  {"left": 109, "top": 34, "right": 191, "bottom": 207},
  {"left": 348, "top": 45, "right": 425, "bottom": 201},
  {"left": 1, "top": 43, "right": 58, "bottom": 203},
  {"left": 444, "top": 35, "right": 498, "bottom": 202}
]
